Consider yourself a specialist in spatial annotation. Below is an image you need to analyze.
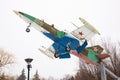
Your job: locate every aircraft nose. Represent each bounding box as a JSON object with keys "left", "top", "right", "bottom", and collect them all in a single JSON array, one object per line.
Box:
[{"left": 13, "top": 10, "right": 19, "bottom": 15}]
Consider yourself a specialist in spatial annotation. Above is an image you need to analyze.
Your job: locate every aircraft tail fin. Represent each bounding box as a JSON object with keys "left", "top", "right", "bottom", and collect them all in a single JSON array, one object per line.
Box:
[{"left": 77, "top": 40, "right": 88, "bottom": 54}]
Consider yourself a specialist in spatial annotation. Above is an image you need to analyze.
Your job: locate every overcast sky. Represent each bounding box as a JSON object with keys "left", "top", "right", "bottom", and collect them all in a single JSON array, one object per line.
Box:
[{"left": 0, "top": 0, "right": 120, "bottom": 79}]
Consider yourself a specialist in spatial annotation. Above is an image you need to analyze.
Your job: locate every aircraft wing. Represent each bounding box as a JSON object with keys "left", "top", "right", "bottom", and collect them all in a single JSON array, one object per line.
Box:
[
  {"left": 38, "top": 46, "right": 55, "bottom": 59},
  {"left": 71, "top": 17, "right": 100, "bottom": 41}
]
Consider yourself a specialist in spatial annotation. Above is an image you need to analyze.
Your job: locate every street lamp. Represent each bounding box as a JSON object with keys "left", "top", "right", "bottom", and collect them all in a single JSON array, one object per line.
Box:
[{"left": 25, "top": 58, "right": 33, "bottom": 80}]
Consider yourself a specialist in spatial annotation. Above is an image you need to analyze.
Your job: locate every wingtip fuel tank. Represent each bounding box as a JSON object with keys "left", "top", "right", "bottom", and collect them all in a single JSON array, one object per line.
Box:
[{"left": 79, "top": 17, "right": 100, "bottom": 35}]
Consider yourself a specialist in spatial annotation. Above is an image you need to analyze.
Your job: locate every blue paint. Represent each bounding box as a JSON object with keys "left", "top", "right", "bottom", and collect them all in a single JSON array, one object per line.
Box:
[
  {"left": 77, "top": 40, "right": 88, "bottom": 54},
  {"left": 43, "top": 32, "right": 59, "bottom": 42},
  {"left": 52, "top": 42, "right": 71, "bottom": 59},
  {"left": 43, "top": 32, "right": 88, "bottom": 59}
]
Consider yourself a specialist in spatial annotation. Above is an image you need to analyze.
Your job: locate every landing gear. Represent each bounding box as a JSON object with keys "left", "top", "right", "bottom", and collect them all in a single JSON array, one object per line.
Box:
[
  {"left": 66, "top": 47, "right": 70, "bottom": 52},
  {"left": 66, "top": 41, "right": 71, "bottom": 52},
  {"left": 26, "top": 28, "right": 30, "bottom": 32},
  {"left": 54, "top": 52, "right": 59, "bottom": 58},
  {"left": 26, "top": 23, "right": 31, "bottom": 32}
]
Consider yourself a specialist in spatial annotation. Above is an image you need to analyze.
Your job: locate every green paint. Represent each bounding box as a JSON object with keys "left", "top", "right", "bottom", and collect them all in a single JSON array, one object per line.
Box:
[
  {"left": 87, "top": 50, "right": 99, "bottom": 62},
  {"left": 22, "top": 12, "right": 42, "bottom": 26},
  {"left": 23, "top": 13, "right": 36, "bottom": 21},
  {"left": 57, "top": 31, "right": 66, "bottom": 38}
]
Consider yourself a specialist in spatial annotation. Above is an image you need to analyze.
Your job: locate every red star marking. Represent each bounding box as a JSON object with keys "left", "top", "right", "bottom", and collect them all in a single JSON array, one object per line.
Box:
[{"left": 79, "top": 32, "right": 83, "bottom": 36}]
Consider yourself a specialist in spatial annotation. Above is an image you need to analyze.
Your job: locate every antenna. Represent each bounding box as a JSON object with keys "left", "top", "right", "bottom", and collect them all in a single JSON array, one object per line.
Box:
[{"left": 71, "top": 22, "right": 79, "bottom": 28}]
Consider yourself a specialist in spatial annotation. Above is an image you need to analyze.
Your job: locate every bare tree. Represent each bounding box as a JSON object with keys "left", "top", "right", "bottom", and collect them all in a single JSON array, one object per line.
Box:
[
  {"left": 67, "top": 38, "right": 120, "bottom": 80},
  {"left": 0, "top": 72, "right": 15, "bottom": 80},
  {"left": 0, "top": 48, "right": 15, "bottom": 75},
  {"left": 61, "top": 75, "right": 74, "bottom": 80}
]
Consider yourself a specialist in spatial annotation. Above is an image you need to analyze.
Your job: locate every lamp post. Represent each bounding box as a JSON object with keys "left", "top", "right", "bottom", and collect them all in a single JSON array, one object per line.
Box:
[{"left": 25, "top": 58, "right": 33, "bottom": 80}]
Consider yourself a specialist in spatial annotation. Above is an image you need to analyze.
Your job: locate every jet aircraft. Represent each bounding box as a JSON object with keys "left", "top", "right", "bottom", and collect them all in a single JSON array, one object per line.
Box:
[{"left": 13, "top": 10, "right": 110, "bottom": 65}]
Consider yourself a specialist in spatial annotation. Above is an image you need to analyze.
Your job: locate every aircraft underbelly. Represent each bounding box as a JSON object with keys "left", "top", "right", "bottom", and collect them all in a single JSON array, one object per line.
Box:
[
  {"left": 52, "top": 36, "right": 80, "bottom": 58},
  {"left": 56, "top": 36, "right": 79, "bottom": 50}
]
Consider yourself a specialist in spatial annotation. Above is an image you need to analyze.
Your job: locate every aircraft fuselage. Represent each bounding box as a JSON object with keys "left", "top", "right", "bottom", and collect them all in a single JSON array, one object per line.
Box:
[{"left": 13, "top": 10, "right": 88, "bottom": 58}]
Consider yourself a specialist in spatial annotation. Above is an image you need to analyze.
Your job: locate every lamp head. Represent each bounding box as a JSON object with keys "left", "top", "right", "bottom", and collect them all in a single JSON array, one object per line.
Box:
[{"left": 25, "top": 58, "right": 33, "bottom": 64}]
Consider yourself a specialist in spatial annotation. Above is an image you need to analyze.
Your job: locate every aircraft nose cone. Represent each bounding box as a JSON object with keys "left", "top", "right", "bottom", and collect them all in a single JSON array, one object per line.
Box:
[{"left": 13, "top": 10, "right": 19, "bottom": 15}]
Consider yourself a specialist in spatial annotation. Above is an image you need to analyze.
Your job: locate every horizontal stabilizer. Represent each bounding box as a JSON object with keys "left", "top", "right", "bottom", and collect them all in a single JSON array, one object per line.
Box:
[{"left": 70, "top": 50, "right": 99, "bottom": 66}]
